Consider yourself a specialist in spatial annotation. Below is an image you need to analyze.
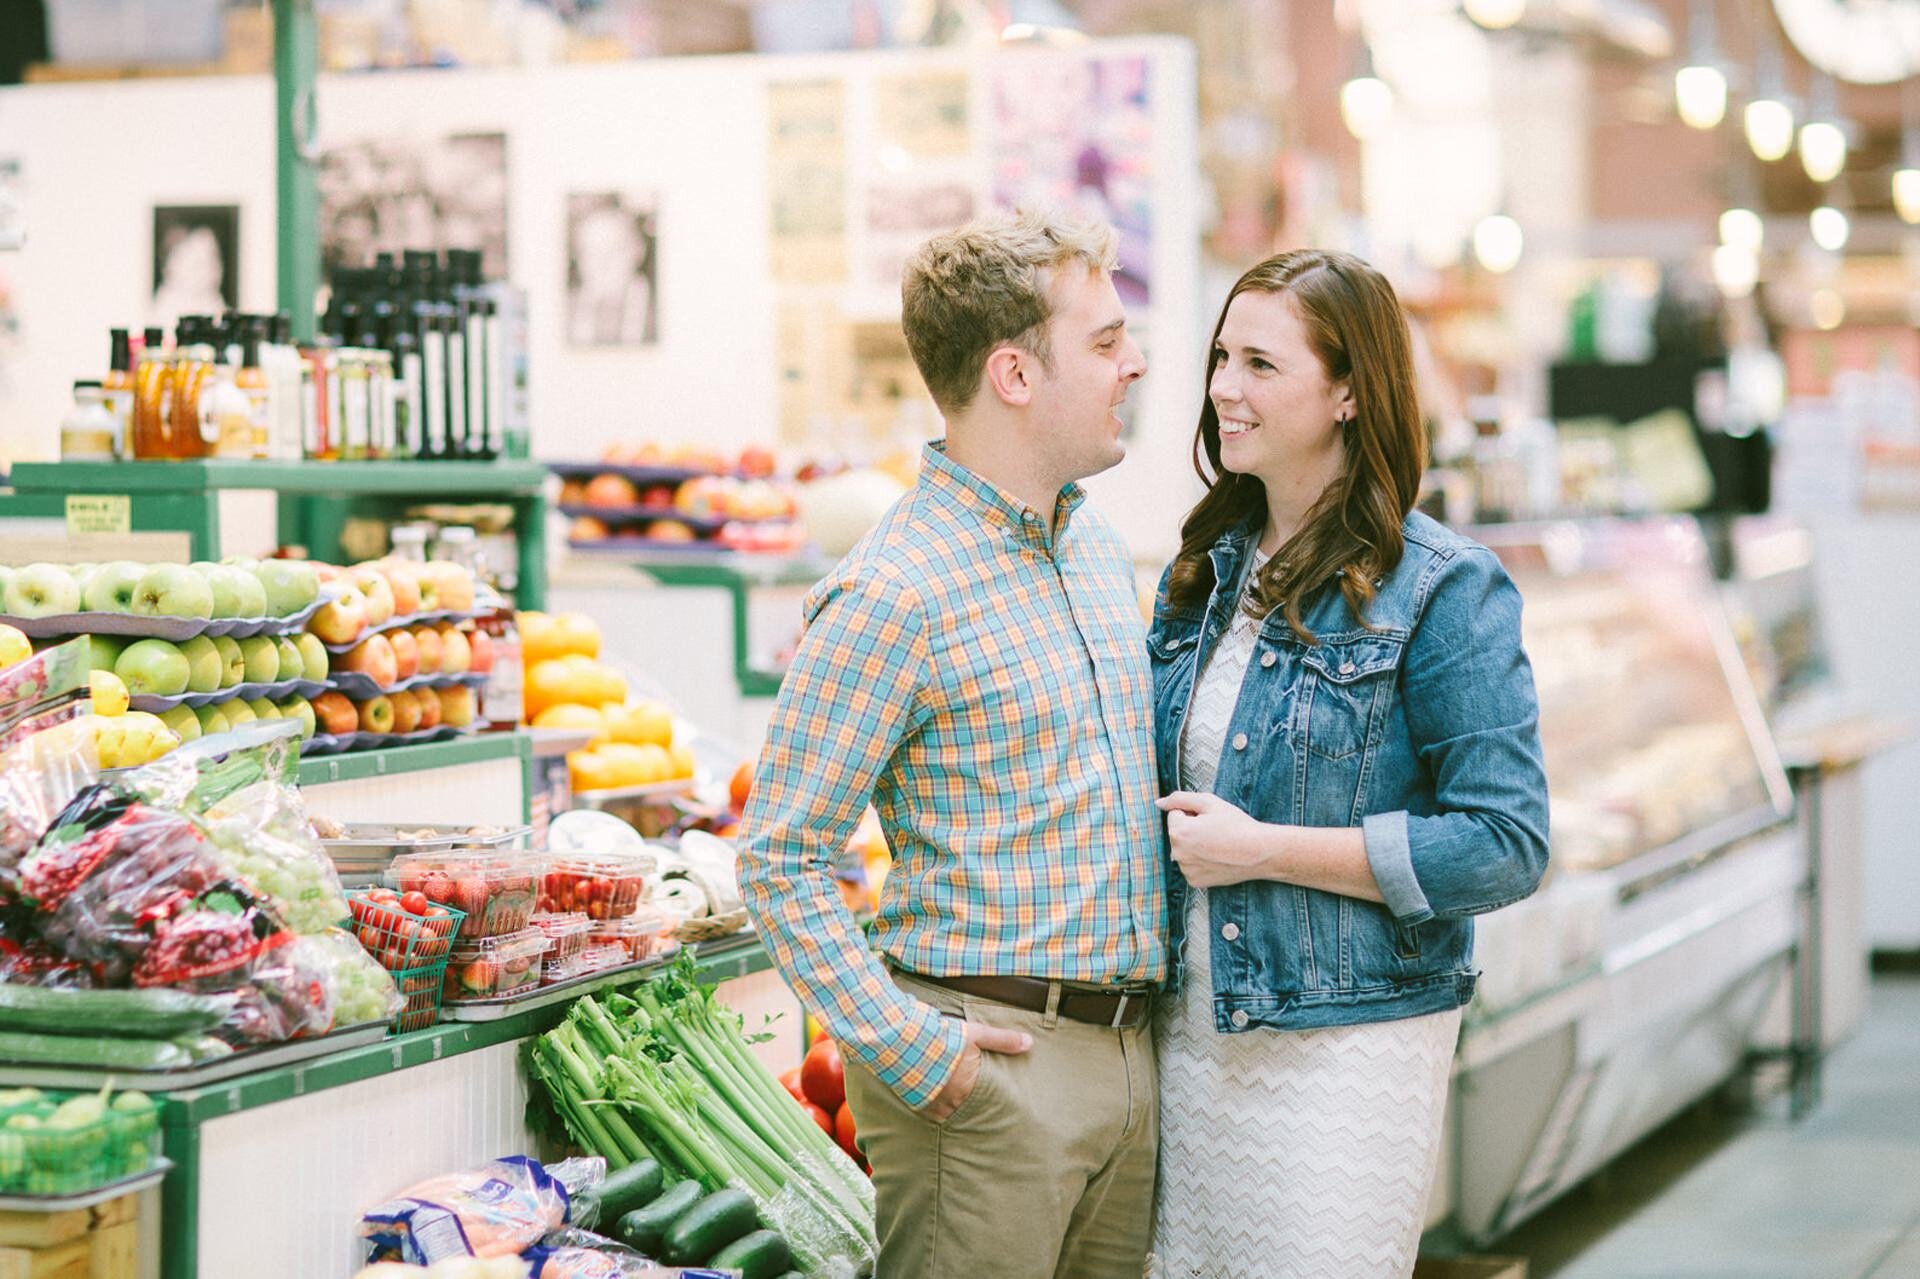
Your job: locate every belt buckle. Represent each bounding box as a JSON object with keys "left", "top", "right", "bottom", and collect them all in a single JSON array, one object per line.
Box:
[{"left": 1109, "top": 992, "right": 1131, "bottom": 1029}]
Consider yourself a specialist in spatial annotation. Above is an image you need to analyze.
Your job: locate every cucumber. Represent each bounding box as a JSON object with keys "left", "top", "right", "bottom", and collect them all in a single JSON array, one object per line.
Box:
[
  {"left": 0, "top": 985, "right": 225, "bottom": 1038},
  {"left": 614, "top": 1178, "right": 703, "bottom": 1254},
  {"left": 708, "top": 1229, "right": 794, "bottom": 1279},
  {"left": 0, "top": 1032, "right": 191, "bottom": 1071},
  {"left": 599, "top": 1157, "right": 665, "bottom": 1219},
  {"left": 662, "top": 1187, "right": 760, "bottom": 1265}
]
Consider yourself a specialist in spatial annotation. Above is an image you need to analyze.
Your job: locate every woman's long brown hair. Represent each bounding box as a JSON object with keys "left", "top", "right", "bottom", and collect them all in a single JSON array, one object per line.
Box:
[{"left": 1164, "top": 250, "right": 1427, "bottom": 644}]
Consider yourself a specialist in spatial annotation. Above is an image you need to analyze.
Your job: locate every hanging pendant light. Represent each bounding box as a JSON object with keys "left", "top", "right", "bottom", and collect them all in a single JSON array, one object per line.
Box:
[
  {"left": 1719, "top": 207, "right": 1764, "bottom": 253},
  {"left": 1674, "top": 0, "right": 1727, "bottom": 130},
  {"left": 1743, "top": 31, "right": 1795, "bottom": 161},
  {"left": 1897, "top": 85, "right": 1920, "bottom": 224},
  {"left": 1473, "top": 212, "right": 1524, "bottom": 273},
  {"left": 1340, "top": 40, "right": 1393, "bottom": 141},
  {"left": 1799, "top": 74, "right": 1849, "bottom": 183},
  {"left": 1810, "top": 205, "right": 1850, "bottom": 253}
]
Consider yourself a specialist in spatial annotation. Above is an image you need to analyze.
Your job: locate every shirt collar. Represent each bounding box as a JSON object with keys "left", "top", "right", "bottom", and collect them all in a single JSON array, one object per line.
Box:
[{"left": 920, "top": 441, "right": 1085, "bottom": 551}]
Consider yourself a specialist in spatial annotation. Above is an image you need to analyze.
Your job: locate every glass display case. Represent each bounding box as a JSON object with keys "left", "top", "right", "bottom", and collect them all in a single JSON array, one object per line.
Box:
[{"left": 1477, "top": 518, "right": 1793, "bottom": 878}]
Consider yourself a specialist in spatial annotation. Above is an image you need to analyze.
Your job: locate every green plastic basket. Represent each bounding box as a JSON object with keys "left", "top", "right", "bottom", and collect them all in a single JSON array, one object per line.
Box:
[
  {"left": 0, "top": 1090, "right": 162, "bottom": 1195},
  {"left": 345, "top": 891, "right": 468, "bottom": 1033},
  {"left": 392, "top": 959, "right": 452, "bottom": 1033}
]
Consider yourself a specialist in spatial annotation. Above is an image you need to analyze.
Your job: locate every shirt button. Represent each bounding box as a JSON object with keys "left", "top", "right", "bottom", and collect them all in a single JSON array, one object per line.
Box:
[
  {"left": 1260, "top": 651, "right": 1276, "bottom": 668},
  {"left": 1221, "top": 922, "right": 1240, "bottom": 940},
  {"left": 1230, "top": 1010, "right": 1250, "bottom": 1028},
  {"left": 1232, "top": 732, "right": 1248, "bottom": 751},
  {"left": 1339, "top": 661, "right": 1356, "bottom": 676}
]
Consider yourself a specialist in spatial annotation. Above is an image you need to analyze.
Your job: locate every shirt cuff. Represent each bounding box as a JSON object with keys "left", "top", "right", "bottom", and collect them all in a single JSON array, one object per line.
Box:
[
  {"left": 876, "top": 1004, "right": 969, "bottom": 1111},
  {"left": 1363, "top": 810, "right": 1434, "bottom": 925}
]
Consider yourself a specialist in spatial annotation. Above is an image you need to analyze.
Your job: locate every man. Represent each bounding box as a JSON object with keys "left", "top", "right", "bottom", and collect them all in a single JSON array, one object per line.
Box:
[{"left": 738, "top": 208, "right": 1168, "bottom": 1279}]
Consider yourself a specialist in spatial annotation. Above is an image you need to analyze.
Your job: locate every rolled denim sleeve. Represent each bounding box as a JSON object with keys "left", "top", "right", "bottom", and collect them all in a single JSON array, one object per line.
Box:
[{"left": 1370, "top": 548, "right": 1551, "bottom": 924}]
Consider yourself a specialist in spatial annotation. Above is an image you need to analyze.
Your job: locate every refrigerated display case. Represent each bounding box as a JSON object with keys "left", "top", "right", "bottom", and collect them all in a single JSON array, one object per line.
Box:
[{"left": 1431, "top": 518, "right": 1799, "bottom": 1244}]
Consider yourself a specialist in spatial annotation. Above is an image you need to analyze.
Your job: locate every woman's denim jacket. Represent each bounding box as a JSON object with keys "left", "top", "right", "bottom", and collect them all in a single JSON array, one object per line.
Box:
[{"left": 1147, "top": 511, "right": 1550, "bottom": 1033}]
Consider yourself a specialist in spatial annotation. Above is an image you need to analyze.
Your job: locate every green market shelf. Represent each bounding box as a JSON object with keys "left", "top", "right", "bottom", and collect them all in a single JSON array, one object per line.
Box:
[
  {"left": 157, "top": 932, "right": 775, "bottom": 1277},
  {"left": 295, "top": 730, "right": 532, "bottom": 788},
  {"left": 6, "top": 459, "right": 551, "bottom": 610}
]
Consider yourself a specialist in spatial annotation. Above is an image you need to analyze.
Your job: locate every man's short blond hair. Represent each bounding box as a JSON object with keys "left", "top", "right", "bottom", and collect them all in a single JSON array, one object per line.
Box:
[{"left": 901, "top": 208, "right": 1119, "bottom": 414}]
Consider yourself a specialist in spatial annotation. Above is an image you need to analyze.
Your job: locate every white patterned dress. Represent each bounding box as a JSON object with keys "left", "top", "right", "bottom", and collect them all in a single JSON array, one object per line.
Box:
[{"left": 1150, "top": 548, "right": 1462, "bottom": 1279}]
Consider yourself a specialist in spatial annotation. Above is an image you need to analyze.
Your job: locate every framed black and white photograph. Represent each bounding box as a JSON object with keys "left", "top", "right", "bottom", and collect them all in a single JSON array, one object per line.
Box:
[
  {"left": 151, "top": 204, "right": 239, "bottom": 328},
  {"left": 319, "top": 131, "right": 509, "bottom": 278},
  {"left": 565, "top": 191, "right": 659, "bottom": 348}
]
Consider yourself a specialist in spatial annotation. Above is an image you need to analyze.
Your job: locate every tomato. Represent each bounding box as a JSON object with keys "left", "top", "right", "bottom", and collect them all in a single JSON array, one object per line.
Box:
[
  {"left": 779, "top": 1067, "right": 807, "bottom": 1105},
  {"left": 802, "top": 1101, "right": 834, "bottom": 1137},
  {"left": 367, "top": 888, "right": 401, "bottom": 905},
  {"left": 834, "top": 1102, "right": 858, "bottom": 1157},
  {"left": 801, "top": 1038, "right": 846, "bottom": 1112},
  {"left": 400, "top": 891, "right": 430, "bottom": 916}
]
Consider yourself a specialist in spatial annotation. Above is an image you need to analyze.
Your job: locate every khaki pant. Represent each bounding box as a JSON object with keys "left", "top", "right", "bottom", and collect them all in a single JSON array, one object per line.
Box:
[{"left": 843, "top": 970, "right": 1158, "bottom": 1279}]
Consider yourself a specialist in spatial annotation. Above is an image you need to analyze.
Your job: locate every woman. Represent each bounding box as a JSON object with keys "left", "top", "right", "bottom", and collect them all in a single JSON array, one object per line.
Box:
[{"left": 1146, "top": 250, "right": 1550, "bottom": 1279}]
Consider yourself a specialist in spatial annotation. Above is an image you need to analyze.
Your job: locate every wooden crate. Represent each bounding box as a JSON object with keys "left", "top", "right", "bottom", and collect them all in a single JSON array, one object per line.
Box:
[{"left": 0, "top": 1197, "right": 137, "bottom": 1279}]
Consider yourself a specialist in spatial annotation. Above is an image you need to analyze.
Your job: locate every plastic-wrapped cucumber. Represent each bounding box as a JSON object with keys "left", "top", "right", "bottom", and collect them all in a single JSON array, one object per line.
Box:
[
  {"left": 0, "top": 1031, "right": 192, "bottom": 1070},
  {"left": 0, "top": 984, "right": 227, "bottom": 1038}
]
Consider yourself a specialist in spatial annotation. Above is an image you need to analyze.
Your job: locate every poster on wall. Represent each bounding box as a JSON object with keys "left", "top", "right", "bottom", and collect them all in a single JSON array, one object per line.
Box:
[
  {"left": 767, "top": 79, "right": 847, "bottom": 284},
  {"left": 319, "top": 131, "right": 509, "bottom": 278},
  {"left": 150, "top": 205, "right": 239, "bottom": 330},
  {"left": 862, "top": 179, "right": 975, "bottom": 293},
  {"left": 989, "top": 54, "right": 1152, "bottom": 306},
  {"left": 874, "top": 72, "right": 970, "bottom": 158},
  {"left": 565, "top": 192, "right": 659, "bottom": 347}
]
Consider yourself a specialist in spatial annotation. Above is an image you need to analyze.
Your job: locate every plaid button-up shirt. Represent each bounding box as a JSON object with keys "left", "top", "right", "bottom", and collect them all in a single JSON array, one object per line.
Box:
[{"left": 739, "top": 442, "right": 1170, "bottom": 1107}]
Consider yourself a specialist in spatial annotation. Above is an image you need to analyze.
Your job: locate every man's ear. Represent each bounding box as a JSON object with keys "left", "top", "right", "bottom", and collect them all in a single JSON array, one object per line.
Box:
[{"left": 984, "top": 345, "right": 1033, "bottom": 408}]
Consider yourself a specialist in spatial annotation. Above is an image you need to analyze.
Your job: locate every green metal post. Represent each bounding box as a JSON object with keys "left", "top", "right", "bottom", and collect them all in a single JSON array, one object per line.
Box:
[{"left": 275, "top": 0, "right": 320, "bottom": 343}]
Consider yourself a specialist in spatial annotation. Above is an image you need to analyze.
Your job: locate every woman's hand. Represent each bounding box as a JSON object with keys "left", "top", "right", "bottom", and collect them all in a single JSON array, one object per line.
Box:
[{"left": 1156, "top": 791, "right": 1276, "bottom": 889}]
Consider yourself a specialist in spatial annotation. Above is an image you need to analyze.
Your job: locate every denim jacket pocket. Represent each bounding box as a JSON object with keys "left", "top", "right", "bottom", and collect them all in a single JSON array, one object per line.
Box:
[{"left": 1298, "top": 635, "right": 1404, "bottom": 762}]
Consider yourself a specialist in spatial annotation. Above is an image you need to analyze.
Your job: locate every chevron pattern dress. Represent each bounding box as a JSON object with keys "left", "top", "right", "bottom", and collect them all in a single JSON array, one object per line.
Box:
[{"left": 1150, "top": 548, "right": 1461, "bottom": 1279}]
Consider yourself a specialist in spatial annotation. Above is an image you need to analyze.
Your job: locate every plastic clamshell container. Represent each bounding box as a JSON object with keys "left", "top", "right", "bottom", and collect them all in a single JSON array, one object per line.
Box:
[
  {"left": 530, "top": 912, "right": 593, "bottom": 962},
  {"left": 442, "top": 928, "right": 552, "bottom": 1002},
  {"left": 578, "top": 943, "right": 632, "bottom": 975},
  {"left": 588, "top": 905, "right": 670, "bottom": 963},
  {"left": 540, "top": 954, "right": 592, "bottom": 987},
  {"left": 386, "top": 851, "right": 542, "bottom": 939},
  {"left": 538, "top": 851, "right": 657, "bottom": 920}
]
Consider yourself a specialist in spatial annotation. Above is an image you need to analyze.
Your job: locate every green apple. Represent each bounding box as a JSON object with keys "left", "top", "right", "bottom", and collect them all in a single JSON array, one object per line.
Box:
[
  {"left": 194, "top": 703, "right": 234, "bottom": 735},
  {"left": 177, "top": 635, "right": 224, "bottom": 694},
  {"left": 250, "top": 561, "right": 320, "bottom": 617},
  {"left": 245, "top": 697, "right": 278, "bottom": 722},
  {"left": 130, "top": 564, "right": 214, "bottom": 619},
  {"left": 87, "top": 635, "right": 129, "bottom": 673},
  {"left": 69, "top": 564, "right": 99, "bottom": 595},
  {"left": 236, "top": 635, "right": 279, "bottom": 684},
  {"left": 274, "top": 636, "right": 305, "bottom": 682},
  {"left": 158, "top": 704, "right": 202, "bottom": 743},
  {"left": 221, "top": 699, "right": 258, "bottom": 727},
  {"left": 5, "top": 563, "right": 82, "bottom": 618},
  {"left": 201, "top": 565, "right": 268, "bottom": 618},
  {"left": 81, "top": 562, "right": 144, "bottom": 614},
  {"left": 293, "top": 633, "right": 329, "bottom": 682},
  {"left": 114, "top": 638, "right": 191, "bottom": 697},
  {"left": 275, "top": 696, "right": 317, "bottom": 741},
  {"left": 0, "top": 567, "right": 10, "bottom": 603},
  {"left": 210, "top": 635, "right": 245, "bottom": 687}
]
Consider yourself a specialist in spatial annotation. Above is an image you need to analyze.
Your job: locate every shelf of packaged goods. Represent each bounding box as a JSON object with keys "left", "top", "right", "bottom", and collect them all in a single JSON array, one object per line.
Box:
[
  {"left": 294, "top": 730, "right": 532, "bottom": 788},
  {"left": 5, "top": 459, "right": 551, "bottom": 610},
  {"left": 154, "top": 932, "right": 776, "bottom": 1277}
]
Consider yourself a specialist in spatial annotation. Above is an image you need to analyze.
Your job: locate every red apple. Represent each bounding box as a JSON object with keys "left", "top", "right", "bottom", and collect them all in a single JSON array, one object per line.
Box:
[
  {"left": 357, "top": 694, "right": 396, "bottom": 734},
  {"left": 310, "top": 691, "right": 358, "bottom": 736},
  {"left": 350, "top": 567, "right": 396, "bottom": 627},
  {"left": 415, "top": 688, "right": 444, "bottom": 730},
  {"left": 468, "top": 630, "right": 495, "bottom": 675},
  {"left": 309, "top": 587, "right": 369, "bottom": 646},
  {"left": 388, "top": 688, "right": 423, "bottom": 733},
  {"left": 388, "top": 628, "right": 420, "bottom": 681},
  {"left": 438, "top": 626, "right": 472, "bottom": 675},
  {"left": 381, "top": 563, "right": 422, "bottom": 617},
  {"left": 435, "top": 685, "right": 477, "bottom": 728},
  {"left": 411, "top": 626, "right": 444, "bottom": 674},
  {"left": 340, "top": 633, "right": 399, "bottom": 687},
  {"left": 641, "top": 485, "right": 674, "bottom": 510}
]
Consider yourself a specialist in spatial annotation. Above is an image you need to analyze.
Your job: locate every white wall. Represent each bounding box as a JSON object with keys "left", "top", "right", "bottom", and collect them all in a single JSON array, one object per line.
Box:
[{"left": 0, "top": 39, "right": 1203, "bottom": 561}]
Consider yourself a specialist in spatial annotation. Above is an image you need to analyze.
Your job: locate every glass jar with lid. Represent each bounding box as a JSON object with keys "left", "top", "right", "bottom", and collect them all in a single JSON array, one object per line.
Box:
[{"left": 60, "top": 381, "right": 120, "bottom": 460}]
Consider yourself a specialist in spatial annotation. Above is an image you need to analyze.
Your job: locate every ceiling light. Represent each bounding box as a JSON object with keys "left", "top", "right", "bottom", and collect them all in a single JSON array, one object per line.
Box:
[
  {"left": 1462, "top": 0, "right": 1526, "bottom": 31},
  {"left": 1711, "top": 244, "right": 1758, "bottom": 298},
  {"left": 1810, "top": 205, "right": 1850, "bottom": 253},
  {"left": 1473, "top": 213, "right": 1524, "bottom": 273},
  {"left": 1810, "top": 289, "right": 1844, "bottom": 330},
  {"left": 1745, "top": 99, "right": 1795, "bottom": 161},
  {"left": 1719, "top": 207, "right": 1764, "bottom": 253},
  {"left": 1674, "top": 1, "right": 1726, "bottom": 129},
  {"left": 1799, "top": 75, "right": 1848, "bottom": 183}
]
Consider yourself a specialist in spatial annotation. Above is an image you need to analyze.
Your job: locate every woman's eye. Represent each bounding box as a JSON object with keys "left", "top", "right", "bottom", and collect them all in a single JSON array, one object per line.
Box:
[{"left": 1250, "top": 358, "right": 1274, "bottom": 372}]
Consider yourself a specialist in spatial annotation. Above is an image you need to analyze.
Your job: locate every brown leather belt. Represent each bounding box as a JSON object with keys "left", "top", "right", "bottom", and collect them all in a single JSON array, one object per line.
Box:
[{"left": 910, "top": 972, "right": 1153, "bottom": 1029}]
